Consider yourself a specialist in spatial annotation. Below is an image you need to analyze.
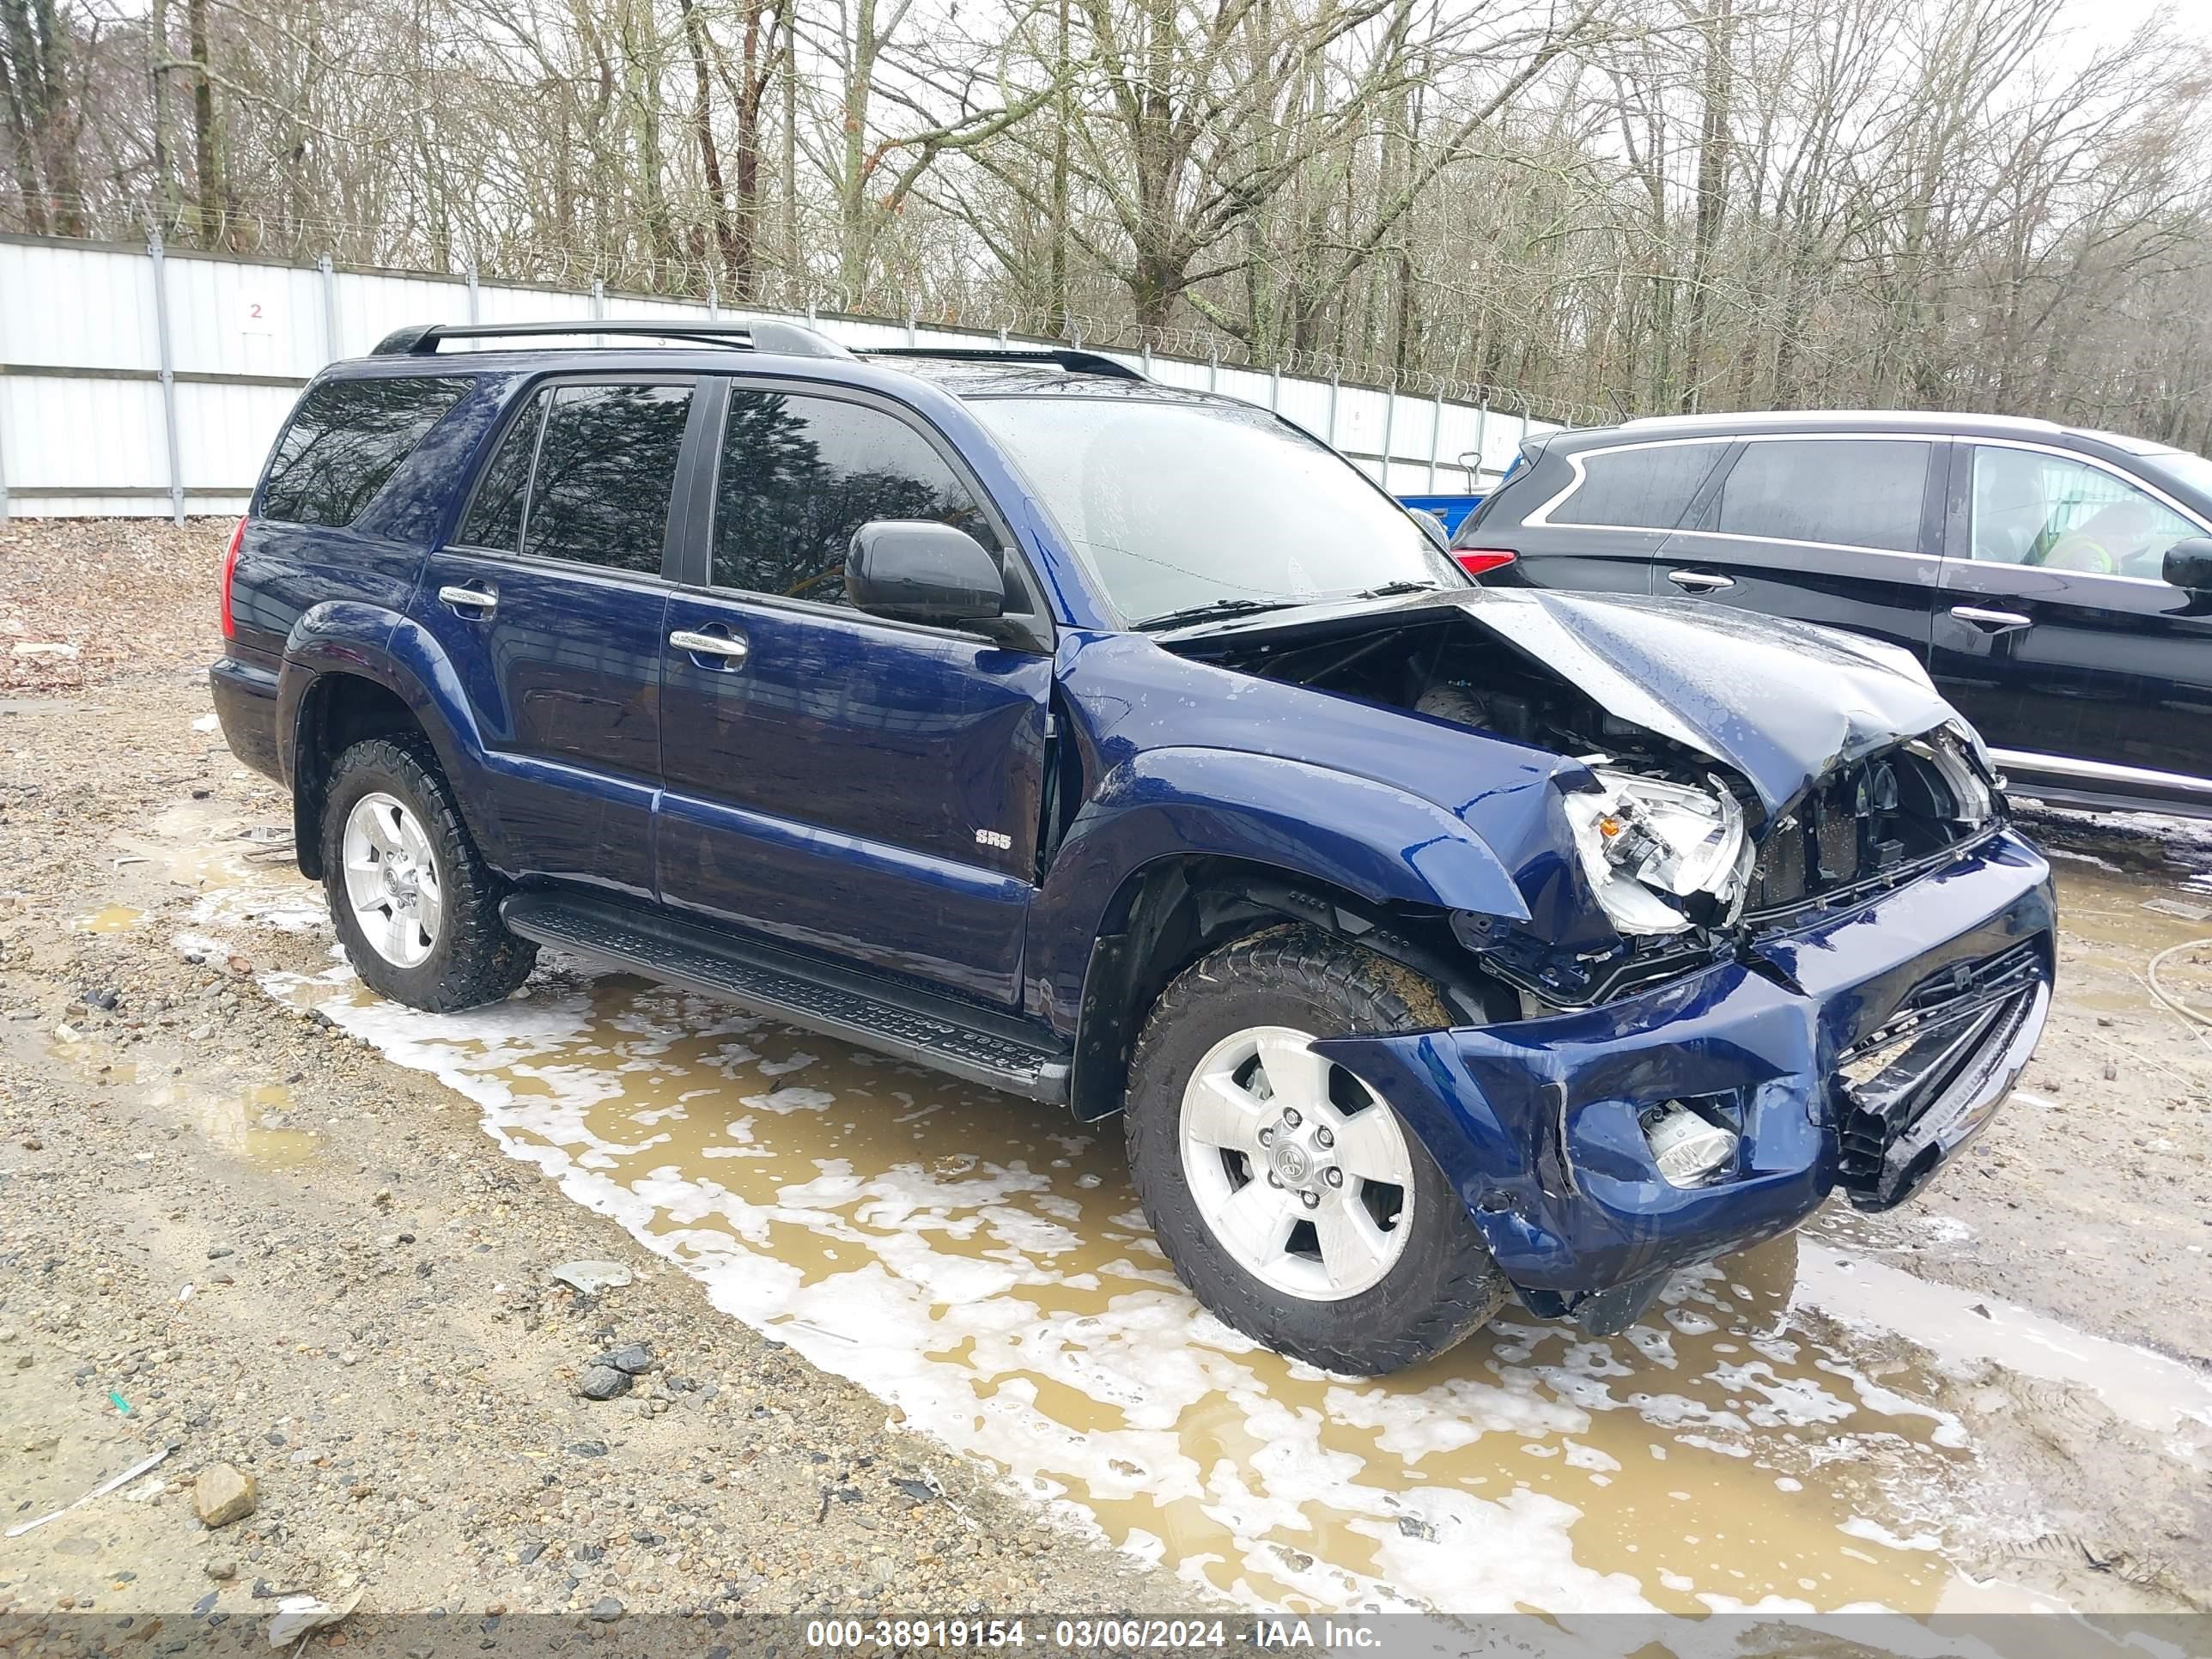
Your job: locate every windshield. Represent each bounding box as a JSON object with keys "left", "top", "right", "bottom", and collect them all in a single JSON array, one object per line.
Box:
[{"left": 967, "top": 396, "right": 1463, "bottom": 626}]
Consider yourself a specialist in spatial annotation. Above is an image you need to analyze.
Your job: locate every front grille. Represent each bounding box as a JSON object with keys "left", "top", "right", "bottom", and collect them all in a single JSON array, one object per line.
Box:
[{"left": 1832, "top": 941, "right": 2047, "bottom": 1207}]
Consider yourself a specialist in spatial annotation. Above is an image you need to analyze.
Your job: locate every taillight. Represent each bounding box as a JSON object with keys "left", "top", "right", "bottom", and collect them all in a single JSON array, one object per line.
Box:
[
  {"left": 220, "top": 517, "right": 246, "bottom": 640},
  {"left": 1454, "top": 548, "right": 1517, "bottom": 577}
]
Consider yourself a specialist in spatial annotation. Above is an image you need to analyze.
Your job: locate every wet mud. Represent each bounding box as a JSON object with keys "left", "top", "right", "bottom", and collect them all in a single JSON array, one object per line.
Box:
[{"left": 144, "top": 796, "right": 2212, "bottom": 1619}]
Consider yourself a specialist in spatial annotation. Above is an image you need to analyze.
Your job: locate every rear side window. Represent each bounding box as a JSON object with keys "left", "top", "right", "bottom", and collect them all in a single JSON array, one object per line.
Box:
[
  {"left": 1707, "top": 439, "right": 1931, "bottom": 553},
  {"left": 526, "top": 384, "right": 694, "bottom": 573},
  {"left": 453, "top": 381, "right": 693, "bottom": 574},
  {"left": 711, "top": 392, "right": 1000, "bottom": 606},
  {"left": 456, "top": 390, "right": 543, "bottom": 551},
  {"left": 259, "top": 376, "right": 473, "bottom": 526},
  {"left": 1548, "top": 442, "right": 1725, "bottom": 529}
]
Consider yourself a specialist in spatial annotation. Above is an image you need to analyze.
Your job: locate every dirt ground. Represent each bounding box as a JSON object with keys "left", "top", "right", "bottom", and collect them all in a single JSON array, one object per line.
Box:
[
  {"left": 0, "top": 520, "right": 1194, "bottom": 1644},
  {"left": 1, "top": 518, "right": 2209, "bottom": 1642}
]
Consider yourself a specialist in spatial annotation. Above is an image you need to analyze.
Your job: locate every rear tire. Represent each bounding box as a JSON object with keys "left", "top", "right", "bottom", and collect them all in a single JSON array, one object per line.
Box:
[
  {"left": 319, "top": 734, "right": 536, "bottom": 1012},
  {"left": 1124, "top": 927, "right": 1509, "bottom": 1376}
]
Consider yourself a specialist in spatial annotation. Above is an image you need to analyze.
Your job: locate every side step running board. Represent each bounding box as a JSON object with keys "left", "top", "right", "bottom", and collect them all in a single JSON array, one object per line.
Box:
[{"left": 501, "top": 894, "right": 1072, "bottom": 1104}]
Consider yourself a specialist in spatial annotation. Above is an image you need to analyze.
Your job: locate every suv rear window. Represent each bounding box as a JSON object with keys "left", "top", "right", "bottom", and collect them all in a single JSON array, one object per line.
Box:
[
  {"left": 1548, "top": 442, "right": 1726, "bottom": 529},
  {"left": 259, "top": 376, "right": 473, "bottom": 526}
]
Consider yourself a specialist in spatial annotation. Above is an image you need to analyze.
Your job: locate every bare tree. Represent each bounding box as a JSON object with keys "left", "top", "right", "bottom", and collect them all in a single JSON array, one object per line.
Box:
[{"left": 4, "top": 0, "right": 2209, "bottom": 437}]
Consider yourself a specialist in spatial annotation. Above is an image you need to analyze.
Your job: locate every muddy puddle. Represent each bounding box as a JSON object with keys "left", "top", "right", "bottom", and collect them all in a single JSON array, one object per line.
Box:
[
  {"left": 153, "top": 792, "right": 2212, "bottom": 1619},
  {"left": 2014, "top": 803, "right": 2212, "bottom": 1059},
  {"left": 75, "top": 903, "right": 145, "bottom": 933},
  {"left": 155, "top": 1077, "right": 323, "bottom": 1168}
]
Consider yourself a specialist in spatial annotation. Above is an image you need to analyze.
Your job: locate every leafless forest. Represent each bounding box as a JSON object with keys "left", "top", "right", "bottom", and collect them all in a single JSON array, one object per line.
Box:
[{"left": 3, "top": 0, "right": 2209, "bottom": 438}]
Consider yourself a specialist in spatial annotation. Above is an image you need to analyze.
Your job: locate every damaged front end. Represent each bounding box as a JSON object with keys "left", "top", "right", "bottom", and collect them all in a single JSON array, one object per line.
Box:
[
  {"left": 1468, "top": 720, "right": 2004, "bottom": 1013},
  {"left": 1164, "top": 584, "right": 2008, "bottom": 1012},
  {"left": 1160, "top": 586, "right": 2056, "bottom": 1328}
]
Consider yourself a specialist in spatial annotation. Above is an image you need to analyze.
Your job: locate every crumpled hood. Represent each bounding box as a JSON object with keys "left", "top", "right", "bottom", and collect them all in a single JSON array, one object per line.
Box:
[{"left": 1452, "top": 587, "right": 1963, "bottom": 817}]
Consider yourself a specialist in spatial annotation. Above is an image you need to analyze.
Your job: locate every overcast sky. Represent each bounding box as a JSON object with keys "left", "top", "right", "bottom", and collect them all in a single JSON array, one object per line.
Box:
[{"left": 2061, "top": 0, "right": 2212, "bottom": 48}]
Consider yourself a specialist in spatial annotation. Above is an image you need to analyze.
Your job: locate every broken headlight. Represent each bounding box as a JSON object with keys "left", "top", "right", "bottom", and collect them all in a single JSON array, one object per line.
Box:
[
  {"left": 1563, "top": 768, "right": 1751, "bottom": 937},
  {"left": 1904, "top": 724, "right": 1996, "bottom": 826}
]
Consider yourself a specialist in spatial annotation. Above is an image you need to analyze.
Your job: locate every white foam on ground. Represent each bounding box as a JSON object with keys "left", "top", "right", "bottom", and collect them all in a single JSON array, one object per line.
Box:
[
  {"left": 180, "top": 856, "right": 2169, "bottom": 1622},
  {"left": 256, "top": 963, "right": 2015, "bottom": 1616}
]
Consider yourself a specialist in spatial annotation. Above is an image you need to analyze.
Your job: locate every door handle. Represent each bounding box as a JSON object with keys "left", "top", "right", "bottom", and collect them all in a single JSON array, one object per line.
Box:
[
  {"left": 669, "top": 628, "right": 750, "bottom": 665},
  {"left": 437, "top": 583, "right": 496, "bottom": 617},
  {"left": 1667, "top": 568, "right": 1735, "bottom": 592},
  {"left": 1949, "top": 605, "right": 2032, "bottom": 633}
]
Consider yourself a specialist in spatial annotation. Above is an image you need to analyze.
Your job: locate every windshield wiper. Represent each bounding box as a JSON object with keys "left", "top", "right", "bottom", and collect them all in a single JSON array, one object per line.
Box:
[
  {"left": 1349, "top": 580, "right": 1449, "bottom": 599},
  {"left": 1132, "top": 597, "right": 1305, "bottom": 631}
]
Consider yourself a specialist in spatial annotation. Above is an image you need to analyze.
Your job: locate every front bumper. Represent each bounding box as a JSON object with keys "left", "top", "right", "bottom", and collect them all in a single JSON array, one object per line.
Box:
[{"left": 1318, "top": 828, "right": 2054, "bottom": 1316}]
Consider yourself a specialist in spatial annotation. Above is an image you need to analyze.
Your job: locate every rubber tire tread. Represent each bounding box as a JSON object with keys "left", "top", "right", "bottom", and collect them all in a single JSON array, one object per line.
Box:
[
  {"left": 319, "top": 734, "right": 537, "bottom": 1012},
  {"left": 1124, "top": 926, "right": 1510, "bottom": 1376}
]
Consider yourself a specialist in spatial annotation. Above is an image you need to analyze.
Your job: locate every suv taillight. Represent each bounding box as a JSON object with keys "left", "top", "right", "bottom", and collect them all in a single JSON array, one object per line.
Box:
[
  {"left": 1454, "top": 548, "right": 1516, "bottom": 577},
  {"left": 220, "top": 517, "right": 246, "bottom": 640}
]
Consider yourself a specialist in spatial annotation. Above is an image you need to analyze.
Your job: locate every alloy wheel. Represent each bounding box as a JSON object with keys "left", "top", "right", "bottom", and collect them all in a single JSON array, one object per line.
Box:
[
  {"left": 341, "top": 792, "right": 444, "bottom": 969},
  {"left": 1176, "top": 1024, "right": 1415, "bottom": 1302}
]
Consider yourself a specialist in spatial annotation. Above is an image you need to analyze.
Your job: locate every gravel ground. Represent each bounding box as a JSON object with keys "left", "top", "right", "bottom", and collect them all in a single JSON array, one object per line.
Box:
[
  {"left": 2, "top": 519, "right": 2209, "bottom": 1637},
  {"left": 0, "top": 520, "right": 1194, "bottom": 1643}
]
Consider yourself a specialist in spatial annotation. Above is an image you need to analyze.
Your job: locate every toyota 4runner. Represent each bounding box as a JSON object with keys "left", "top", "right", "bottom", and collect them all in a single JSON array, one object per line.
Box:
[{"left": 212, "top": 320, "right": 2056, "bottom": 1374}]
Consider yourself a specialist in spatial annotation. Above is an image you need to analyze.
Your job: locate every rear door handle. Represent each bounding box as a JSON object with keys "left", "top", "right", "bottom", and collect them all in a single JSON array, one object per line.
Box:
[
  {"left": 670, "top": 628, "right": 750, "bottom": 666},
  {"left": 1667, "top": 568, "right": 1734, "bottom": 592},
  {"left": 437, "top": 583, "right": 496, "bottom": 617},
  {"left": 1949, "top": 605, "right": 2032, "bottom": 633}
]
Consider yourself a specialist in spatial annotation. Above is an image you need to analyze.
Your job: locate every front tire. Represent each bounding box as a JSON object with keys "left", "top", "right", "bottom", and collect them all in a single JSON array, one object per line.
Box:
[
  {"left": 1124, "top": 927, "right": 1509, "bottom": 1376},
  {"left": 319, "top": 735, "right": 536, "bottom": 1012}
]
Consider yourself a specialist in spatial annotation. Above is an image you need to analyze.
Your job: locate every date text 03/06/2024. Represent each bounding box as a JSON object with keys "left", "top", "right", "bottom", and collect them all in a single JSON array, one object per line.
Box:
[{"left": 799, "top": 1617, "right": 1385, "bottom": 1650}]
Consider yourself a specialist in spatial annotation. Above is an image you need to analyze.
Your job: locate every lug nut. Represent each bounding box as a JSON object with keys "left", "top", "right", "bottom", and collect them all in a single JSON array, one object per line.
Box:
[
  {"left": 1267, "top": 1172, "right": 1283, "bottom": 1188},
  {"left": 1281, "top": 1109, "right": 1302, "bottom": 1129},
  {"left": 1324, "top": 1167, "right": 1344, "bottom": 1188},
  {"left": 1299, "top": 1189, "right": 1321, "bottom": 1210},
  {"left": 1315, "top": 1127, "right": 1334, "bottom": 1149},
  {"left": 1257, "top": 1125, "right": 1274, "bottom": 1146}
]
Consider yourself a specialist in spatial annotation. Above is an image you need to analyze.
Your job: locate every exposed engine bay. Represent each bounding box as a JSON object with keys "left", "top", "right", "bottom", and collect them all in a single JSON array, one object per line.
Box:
[{"left": 1163, "top": 593, "right": 2002, "bottom": 1006}]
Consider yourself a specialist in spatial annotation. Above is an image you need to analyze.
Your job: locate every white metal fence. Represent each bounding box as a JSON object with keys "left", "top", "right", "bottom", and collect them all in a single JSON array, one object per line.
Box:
[{"left": 0, "top": 233, "right": 1561, "bottom": 520}]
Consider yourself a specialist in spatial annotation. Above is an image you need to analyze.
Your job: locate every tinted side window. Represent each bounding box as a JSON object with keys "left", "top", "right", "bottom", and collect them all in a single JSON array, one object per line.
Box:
[
  {"left": 1551, "top": 443, "right": 1724, "bottom": 529},
  {"left": 1710, "top": 439, "right": 1930, "bottom": 553},
  {"left": 455, "top": 391, "right": 546, "bottom": 551},
  {"left": 521, "top": 384, "right": 693, "bottom": 574},
  {"left": 711, "top": 392, "right": 1000, "bottom": 606},
  {"left": 260, "top": 376, "right": 473, "bottom": 526}
]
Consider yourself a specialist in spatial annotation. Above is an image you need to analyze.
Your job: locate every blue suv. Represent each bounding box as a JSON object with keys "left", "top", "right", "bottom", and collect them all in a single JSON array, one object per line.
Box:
[{"left": 212, "top": 320, "right": 2056, "bottom": 1374}]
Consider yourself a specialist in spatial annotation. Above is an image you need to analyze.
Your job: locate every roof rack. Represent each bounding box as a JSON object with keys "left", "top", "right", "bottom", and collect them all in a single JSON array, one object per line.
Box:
[
  {"left": 863, "top": 346, "right": 1146, "bottom": 382},
  {"left": 369, "top": 319, "right": 854, "bottom": 361}
]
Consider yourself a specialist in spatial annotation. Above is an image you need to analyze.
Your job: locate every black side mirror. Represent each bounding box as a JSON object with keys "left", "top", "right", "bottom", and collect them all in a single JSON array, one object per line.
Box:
[
  {"left": 2163, "top": 538, "right": 2212, "bottom": 592},
  {"left": 846, "top": 521, "right": 1006, "bottom": 626}
]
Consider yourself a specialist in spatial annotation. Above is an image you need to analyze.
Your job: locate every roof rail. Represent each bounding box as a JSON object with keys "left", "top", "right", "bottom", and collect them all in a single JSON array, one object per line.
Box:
[
  {"left": 369, "top": 319, "right": 855, "bottom": 361},
  {"left": 864, "top": 346, "right": 1146, "bottom": 382}
]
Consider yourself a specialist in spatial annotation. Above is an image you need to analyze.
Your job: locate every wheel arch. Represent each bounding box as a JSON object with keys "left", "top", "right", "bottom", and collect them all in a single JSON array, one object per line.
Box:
[
  {"left": 1038, "top": 747, "right": 1532, "bottom": 1121},
  {"left": 1063, "top": 850, "right": 1516, "bottom": 1122},
  {"left": 278, "top": 609, "right": 497, "bottom": 880}
]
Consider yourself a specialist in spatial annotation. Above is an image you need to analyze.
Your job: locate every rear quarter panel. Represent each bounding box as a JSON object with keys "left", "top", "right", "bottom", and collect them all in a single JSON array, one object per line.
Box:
[
  {"left": 228, "top": 372, "right": 515, "bottom": 669},
  {"left": 1459, "top": 454, "right": 1662, "bottom": 599}
]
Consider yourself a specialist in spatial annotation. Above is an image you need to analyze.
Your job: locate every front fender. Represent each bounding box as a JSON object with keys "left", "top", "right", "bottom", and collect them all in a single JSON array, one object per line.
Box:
[
  {"left": 1027, "top": 745, "right": 1530, "bottom": 1030},
  {"left": 277, "top": 606, "right": 508, "bottom": 875}
]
